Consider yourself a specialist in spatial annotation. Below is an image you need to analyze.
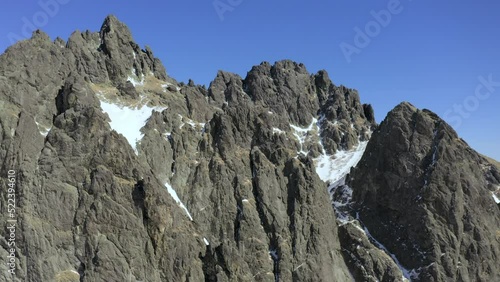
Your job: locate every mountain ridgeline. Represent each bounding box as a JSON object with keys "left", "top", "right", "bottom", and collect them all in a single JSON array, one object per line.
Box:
[{"left": 0, "top": 15, "right": 498, "bottom": 282}]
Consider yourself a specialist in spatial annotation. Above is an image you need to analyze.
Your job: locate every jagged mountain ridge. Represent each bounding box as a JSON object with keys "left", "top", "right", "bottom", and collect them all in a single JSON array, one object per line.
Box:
[{"left": 0, "top": 15, "right": 498, "bottom": 282}]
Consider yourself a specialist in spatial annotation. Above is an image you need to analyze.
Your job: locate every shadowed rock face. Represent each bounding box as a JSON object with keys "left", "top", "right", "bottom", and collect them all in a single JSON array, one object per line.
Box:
[
  {"left": 0, "top": 15, "right": 498, "bottom": 282},
  {"left": 349, "top": 102, "right": 500, "bottom": 282}
]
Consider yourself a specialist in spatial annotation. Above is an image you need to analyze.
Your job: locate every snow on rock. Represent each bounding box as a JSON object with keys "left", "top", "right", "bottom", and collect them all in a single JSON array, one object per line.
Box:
[
  {"left": 186, "top": 119, "right": 196, "bottom": 128},
  {"left": 289, "top": 117, "right": 369, "bottom": 225},
  {"left": 35, "top": 120, "right": 51, "bottom": 137},
  {"left": 302, "top": 115, "right": 417, "bottom": 281},
  {"left": 161, "top": 83, "right": 170, "bottom": 92},
  {"left": 493, "top": 186, "right": 500, "bottom": 204},
  {"left": 290, "top": 118, "right": 318, "bottom": 135},
  {"left": 164, "top": 182, "right": 194, "bottom": 221},
  {"left": 359, "top": 215, "right": 413, "bottom": 281},
  {"left": 272, "top": 128, "right": 285, "bottom": 135},
  {"left": 178, "top": 114, "right": 205, "bottom": 132},
  {"left": 290, "top": 117, "right": 368, "bottom": 186},
  {"left": 320, "top": 141, "right": 416, "bottom": 281},
  {"left": 315, "top": 141, "right": 368, "bottom": 187},
  {"left": 127, "top": 69, "right": 144, "bottom": 87},
  {"left": 290, "top": 118, "right": 318, "bottom": 154},
  {"left": 127, "top": 75, "right": 144, "bottom": 87},
  {"left": 330, "top": 184, "right": 354, "bottom": 224},
  {"left": 163, "top": 132, "right": 172, "bottom": 141},
  {"left": 493, "top": 194, "right": 500, "bottom": 204},
  {"left": 161, "top": 82, "right": 181, "bottom": 92},
  {"left": 99, "top": 96, "right": 166, "bottom": 154}
]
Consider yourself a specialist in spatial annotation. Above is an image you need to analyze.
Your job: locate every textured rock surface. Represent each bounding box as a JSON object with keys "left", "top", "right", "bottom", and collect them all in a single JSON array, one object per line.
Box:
[
  {"left": 338, "top": 221, "right": 404, "bottom": 282},
  {"left": 0, "top": 15, "right": 374, "bottom": 282},
  {"left": 349, "top": 102, "right": 500, "bottom": 281},
  {"left": 1, "top": 15, "right": 498, "bottom": 282}
]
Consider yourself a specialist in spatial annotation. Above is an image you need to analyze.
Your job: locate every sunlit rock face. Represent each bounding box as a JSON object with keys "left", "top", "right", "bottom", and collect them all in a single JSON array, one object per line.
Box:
[{"left": 1, "top": 15, "right": 498, "bottom": 282}]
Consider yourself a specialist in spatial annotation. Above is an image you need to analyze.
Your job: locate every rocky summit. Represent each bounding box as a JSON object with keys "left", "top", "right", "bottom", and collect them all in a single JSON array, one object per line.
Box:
[{"left": 0, "top": 15, "right": 498, "bottom": 282}]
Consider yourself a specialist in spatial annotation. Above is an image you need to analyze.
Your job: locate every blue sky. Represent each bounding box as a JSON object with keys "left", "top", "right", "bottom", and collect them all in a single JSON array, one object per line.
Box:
[{"left": 1, "top": 0, "right": 499, "bottom": 160}]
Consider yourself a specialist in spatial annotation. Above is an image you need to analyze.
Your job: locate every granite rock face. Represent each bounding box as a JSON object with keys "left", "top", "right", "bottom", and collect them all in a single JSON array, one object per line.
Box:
[
  {"left": 0, "top": 15, "right": 371, "bottom": 282},
  {"left": 349, "top": 102, "right": 500, "bottom": 281},
  {"left": 0, "top": 15, "right": 498, "bottom": 282}
]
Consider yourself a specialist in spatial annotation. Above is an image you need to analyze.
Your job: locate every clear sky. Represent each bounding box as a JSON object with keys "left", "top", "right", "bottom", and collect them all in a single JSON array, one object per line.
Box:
[{"left": 1, "top": 0, "right": 499, "bottom": 160}]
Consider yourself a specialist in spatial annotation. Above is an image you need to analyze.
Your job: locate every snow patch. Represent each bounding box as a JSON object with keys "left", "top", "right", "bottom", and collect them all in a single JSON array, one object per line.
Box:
[
  {"left": 493, "top": 194, "right": 500, "bottom": 204},
  {"left": 315, "top": 141, "right": 368, "bottom": 186},
  {"left": 290, "top": 118, "right": 317, "bottom": 134},
  {"left": 340, "top": 220, "right": 366, "bottom": 234},
  {"left": 163, "top": 132, "right": 172, "bottom": 141},
  {"left": 127, "top": 69, "right": 144, "bottom": 87},
  {"left": 164, "top": 182, "right": 193, "bottom": 221},
  {"left": 290, "top": 118, "right": 318, "bottom": 154},
  {"left": 35, "top": 120, "right": 51, "bottom": 137},
  {"left": 178, "top": 114, "right": 205, "bottom": 132},
  {"left": 492, "top": 186, "right": 500, "bottom": 204},
  {"left": 161, "top": 83, "right": 170, "bottom": 92},
  {"left": 272, "top": 128, "right": 285, "bottom": 135},
  {"left": 331, "top": 184, "right": 354, "bottom": 224},
  {"left": 99, "top": 96, "right": 166, "bottom": 154},
  {"left": 186, "top": 119, "right": 197, "bottom": 128}
]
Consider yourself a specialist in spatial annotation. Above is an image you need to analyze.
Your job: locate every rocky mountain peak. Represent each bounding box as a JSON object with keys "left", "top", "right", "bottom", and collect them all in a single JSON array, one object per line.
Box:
[
  {"left": 31, "top": 29, "right": 52, "bottom": 42},
  {"left": 348, "top": 101, "right": 500, "bottom": 281},
  {"left": 98, "top": 14, "right": 134, "bottom": 63},
  {"left": 67, "top": 15, "right": 168, "bottom": 85},
  {"left": 100, "top": 15, "right": 132, "bottom": 39},
  {"left": 271, "top": 59, "right": 308, "bottom": 74}
]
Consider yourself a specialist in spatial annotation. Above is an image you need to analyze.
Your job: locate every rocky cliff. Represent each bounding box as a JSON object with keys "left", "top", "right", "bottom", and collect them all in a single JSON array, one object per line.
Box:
[
  {"left": 0, "top": 15, "right": 498, "bottom": 282},
  {"left": 346, "top": 103, "right": 500, "bottom": 282}
]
